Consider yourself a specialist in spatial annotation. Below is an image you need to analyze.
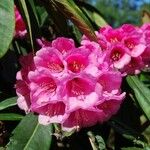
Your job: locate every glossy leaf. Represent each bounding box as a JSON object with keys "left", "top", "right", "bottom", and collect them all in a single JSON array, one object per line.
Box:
[
  {"left": 0, "top": 113, "right": 23, "bottom": 121},
  {"left": 127, "top": 76, "right": 150, "bottom": 120},
  {"left": 7, "top": 113, "right": 53, "bottom": 150},
  {"left": 0, "top": 0, "right": 15, "bottom": 58},
  {"left": 51, "top": 0, "right": 97, "bottom": 42},
  {"left": 0, "top": 97, "right": 17, "bottom": 111}
]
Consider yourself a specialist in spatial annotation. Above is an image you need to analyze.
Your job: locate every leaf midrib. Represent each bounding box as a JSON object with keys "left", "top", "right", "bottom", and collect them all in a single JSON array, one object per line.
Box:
[{"left": 23, "top": 123, "right": 39, "bottom": 150}]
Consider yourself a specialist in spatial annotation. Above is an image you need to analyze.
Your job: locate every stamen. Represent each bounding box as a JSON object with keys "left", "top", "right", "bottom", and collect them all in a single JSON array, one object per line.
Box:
[{"left": 47, "top": 62, "right": 64, "bottom": 73}]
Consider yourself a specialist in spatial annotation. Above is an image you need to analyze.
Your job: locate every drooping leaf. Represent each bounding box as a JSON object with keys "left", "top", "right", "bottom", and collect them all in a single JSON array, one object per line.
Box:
[
  {"left": 0, "top": 0, "right": 15, "bottom": 58},
  {"left": 0, "top": 113, "right": 23, "bottom": 121},
  {"left": 0, "top": 97, "right": 17, "bottom": 111},
  {"left": 50, "top": 0, "right": 97, "bottom": 42},
  {"left": 76, "top": 1, "right": 108, "bottom": 28},
  {"left": 7, "top": 113, "right": 53, "bottom": 150},
  {"left": 36, "top": 5, "right": 48, "bottom": 27},
  {"left": 126, "top": 76, "right": 150, "bottom": 120},
  {"left": 72, "top": 25, "right": 82, "bottom": 43},
  {"left": 42, "top": 1, "right": 69, "bottom": 36},
  {"left": 26, "top": 0, "right": 40, "bottom": 27}
]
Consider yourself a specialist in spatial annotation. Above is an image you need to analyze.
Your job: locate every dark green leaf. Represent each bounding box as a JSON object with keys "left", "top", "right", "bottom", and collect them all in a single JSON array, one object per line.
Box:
[
  {"left": 43, "top": 1, "right": 69, "bottom": 36},
  {"left": 126, "top": 76, "right": 150, "bottom": 120},
  {"left": 0, "top": 97, "right": 17, "bottom": 111},
  {"left": 0, "top": 0, "right": 15, "bottom": 58},
  {"left": 7, "top": 113, "right": 53, "bottom": 150},
  {"left": 77, "top": 1, "right": 108, "bottom": 28},
  {"left": 122, "top": 148, "right": 144, "bottom": 150},
  {"left": 36, "top": 6, "right": 48, "bottom": 27},
  {"left": 17, "top": 0, "right": 40, "bottom": 51},
  {"left": 51, "top": 0, "right": 97, "bottom": 41},
  {"left": 0, "top": 113, "right": 23, "bottom": 121}
]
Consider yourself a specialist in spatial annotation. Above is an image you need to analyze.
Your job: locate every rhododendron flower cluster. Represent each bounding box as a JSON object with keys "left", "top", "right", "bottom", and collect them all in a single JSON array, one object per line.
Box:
[
  {"left": 82, "top": 24, "right": 150, "bottom": 74},
  {"left": 15, "top": 6, "right": 27, "bottom": 38},
  {"left": 16, "top": 37, "right": 125, "bottom": 131},
  {"left": 16, "top": 23, "right": 150, "bottom": 131}
]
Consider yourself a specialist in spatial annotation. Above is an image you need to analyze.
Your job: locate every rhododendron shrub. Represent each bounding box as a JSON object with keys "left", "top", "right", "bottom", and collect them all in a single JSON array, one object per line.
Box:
[
  {"left": 1, "top": 0, "right": 150, "bottom": 149},
  {"left": 16, "top": 37, "right": 125, "bottom": 131}
]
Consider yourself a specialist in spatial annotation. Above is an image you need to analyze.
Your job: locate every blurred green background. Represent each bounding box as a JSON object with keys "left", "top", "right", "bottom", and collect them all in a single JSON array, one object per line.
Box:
[{"left": 85, "top": 0, "right": 150, "bottom": 27}]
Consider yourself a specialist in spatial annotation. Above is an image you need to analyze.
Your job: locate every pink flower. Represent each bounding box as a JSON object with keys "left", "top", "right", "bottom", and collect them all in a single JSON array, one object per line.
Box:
[
  {"left": 16, "top": 53, "right": 35, "bottom": 112},
  {"left": 16, "top": 37, "right": 125, "bottom": 131},
  {"left": 83, "top": 24, "right": 149, "bottom": 74},
  {"left": 121, "top": 57, "right": 145, "bottom": 74},
  {"left": 15, "top": 6, "right": 27, "bottom": 38},
  {"left": 105, "top": 44, "right": 131, "bottom": 69},
  {"left": 34, "top": 47, "right": 64, "bottom": 74},
  {"left": 52, "top": 37, "right": 75, "bottom": 54}
]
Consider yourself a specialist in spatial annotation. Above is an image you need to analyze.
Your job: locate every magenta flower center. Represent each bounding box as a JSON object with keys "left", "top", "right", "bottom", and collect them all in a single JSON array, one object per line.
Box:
[
  {"left": 110, "top": 37, "right": 118, "bottom": 43},
  {"left": 47, "top": 54, "right": 64, "bottom": 73},
  {"left": 40, "top": 77, "right": 57, "bottom": 93},
  {"left": 66, "top": 78, "right": 92, "bottom": 96},
  {"left": 67, "top": 55, "right": 87, "bottom": 73},
  {"left": 47, "top": 62, "right": 64, "bottom": 73},
  {"left": 111, "top": 49, "right": 122, "bottom": 61},
  {"left": 124, "top": 39, "right": 135, "bottom": 49}
]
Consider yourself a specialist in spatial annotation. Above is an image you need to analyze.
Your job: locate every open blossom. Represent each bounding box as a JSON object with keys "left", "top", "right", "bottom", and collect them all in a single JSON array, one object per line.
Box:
[
  {"left": 16, "top": 37, "right": 125, "bottom": 131},
  {"left": 83, "top": 24, "right": 150, "bottom": 74},
  {"left": 15, "top": 6, "right": 27, "bottom": 38}
]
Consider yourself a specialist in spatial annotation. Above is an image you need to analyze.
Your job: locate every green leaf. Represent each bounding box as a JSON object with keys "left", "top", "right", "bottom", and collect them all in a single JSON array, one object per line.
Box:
[
  {"left": 0, "top": 113, "right": 23, "bottom": 121},
  {"left": 95, "top": 135, "right": 106, "bottom": 150},
  {"left": 51, "top": 0, "right": 97, "bottom": 42},
  {"left": 122, "top": 148, "right": 144, "bottom": 150},
  {"left": 36, "top": 6, "right": 48, "bottom": 27},
  {"left": 7, "top": 113, "right": 53, "bottom": 150},
  {"left": 77, "top": 1, "right": 108, "bottom": 28},
  {"left": 126, "top": 76, "right": 150, "bottom": 120},
  {"left": 93, "top": 12, "right": 108, "bottom": 27},
  {"left": 26, "top": 0, "right": 40, "bottom": 27},
  {"left": 17, "top": 0, "right": 39, "bottom": 51},
  {"left": 0, "top": 0, "right": 15, "bottom": 58},
  {"left": 0, "top": 97, "right": 17, "bottom": 111},
  {"left": 87, "top": 131, "right": 106, "bottom": 150},
  {"left": 122, "top": 147, "right": 150, "bottom": 150},
  {"left": 142, "top": 10, "right": 150, "bottom": 24},
  {"left": 43, "top": 1, "right": 69, "bottom": 36}
]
